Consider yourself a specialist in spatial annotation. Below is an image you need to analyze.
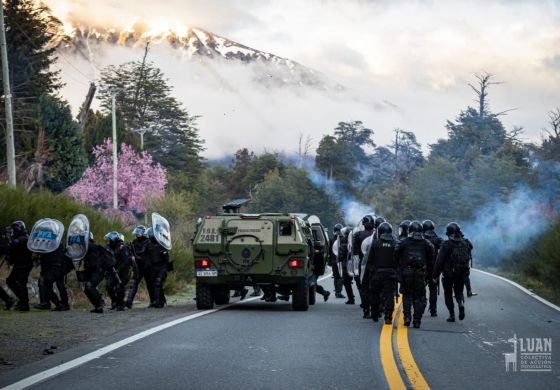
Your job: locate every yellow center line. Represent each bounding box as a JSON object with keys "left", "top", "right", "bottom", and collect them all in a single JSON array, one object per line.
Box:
[
  {"left": 396, "top": 305, "right": 431, "bottom": 389},
  {"left": 379, "top": 297, "right": 406, "bottom": 390}
]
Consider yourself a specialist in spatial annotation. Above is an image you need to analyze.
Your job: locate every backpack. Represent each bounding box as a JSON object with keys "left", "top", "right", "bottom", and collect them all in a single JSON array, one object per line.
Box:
[{"left": 450, "top": 240, "right": 471, "bottom": 276}]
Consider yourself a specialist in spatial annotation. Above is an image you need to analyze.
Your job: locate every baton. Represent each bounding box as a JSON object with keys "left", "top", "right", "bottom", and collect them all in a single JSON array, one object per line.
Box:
[{"left": 112, "top": 267, "right": 123, "bottom": 285}]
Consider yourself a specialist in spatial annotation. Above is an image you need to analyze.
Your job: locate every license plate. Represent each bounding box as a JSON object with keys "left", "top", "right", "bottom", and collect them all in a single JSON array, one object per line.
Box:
[{"left": 197, "top": 269, "right": 218, "bottom": 277}]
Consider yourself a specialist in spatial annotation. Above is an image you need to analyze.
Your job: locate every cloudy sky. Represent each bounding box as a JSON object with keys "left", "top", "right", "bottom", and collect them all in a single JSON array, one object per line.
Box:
[{"left": 46, "top": 0, "right": 560, "bottom": 158}]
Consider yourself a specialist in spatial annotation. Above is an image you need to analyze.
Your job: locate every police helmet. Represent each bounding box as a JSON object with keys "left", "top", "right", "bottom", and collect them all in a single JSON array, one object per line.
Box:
[
  {"left": 333, "top": 223, "right": 343, "bottom": 235},
  {"left": 374, "top": 216, "right": 386, "bottom": 229},
  {"left": 445, "top": 222, "right": 462, "bottom": 237},
  {"left": 104, "top": 231, "right": 123, "bottom": 244},
  {"left": 133, "top": 225, "right": 146, "bottom": 238},
  {"left": 409, "top": 220, "right": 423, "bottom": 235},
  {"left": 377, "top": 222, "right": 393, "bottom": 240},
  {"left": 145, "top": 227, "right": 155, "bottom": 239},
  {"left": 422, "top": 220, "right": 435, "bottom": 233},
  {"left": 9, "top": 220, "right": 26, "bottom": 237},
  {"left": 399, "top": 220, "right": 411, "bottom": 236},
  {"left": 362, "top": 215, "right": 375, "bottom": 230}
]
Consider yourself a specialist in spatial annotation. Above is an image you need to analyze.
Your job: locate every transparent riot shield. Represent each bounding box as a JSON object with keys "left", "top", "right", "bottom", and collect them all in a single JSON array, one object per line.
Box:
[
  {"left": 66, "top": 214, "right": 90, "bottom": 261},
  {"left": 27, "top": 218, "right": 64, "bottom": 253},
  {"left": 152, "top": 212, "right": 172, "bottom": 250}
]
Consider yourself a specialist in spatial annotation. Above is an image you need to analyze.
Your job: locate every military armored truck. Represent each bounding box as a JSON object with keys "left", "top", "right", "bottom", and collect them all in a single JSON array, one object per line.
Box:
[{"left": 193, "top": 203, "right": 317, "bottom": 311}]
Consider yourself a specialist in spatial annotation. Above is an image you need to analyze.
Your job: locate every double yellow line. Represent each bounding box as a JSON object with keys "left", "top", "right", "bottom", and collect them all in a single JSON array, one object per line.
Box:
[{"left": 379, "top": 295, "right": 430, "bottom": 389}]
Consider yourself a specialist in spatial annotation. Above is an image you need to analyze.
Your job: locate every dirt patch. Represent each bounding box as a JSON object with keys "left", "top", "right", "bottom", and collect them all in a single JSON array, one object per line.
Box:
[{"left": 0, "top": 288, "right": 198, "bottom": 372}]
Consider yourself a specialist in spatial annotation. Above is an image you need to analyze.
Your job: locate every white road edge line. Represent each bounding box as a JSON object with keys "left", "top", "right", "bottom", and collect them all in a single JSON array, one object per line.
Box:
[
  {"left": 472, "top": 268, "right": 560, "bottom": 312},
  {"left": 2, "top": 273, "right": 334, "bottom": 390}
]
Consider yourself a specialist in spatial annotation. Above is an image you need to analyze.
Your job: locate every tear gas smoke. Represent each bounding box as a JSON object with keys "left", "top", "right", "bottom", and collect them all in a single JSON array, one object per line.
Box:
[
  {"left": 462, "top": 162, "right": 560, "bottom": 267},
  {"left": 307, "top": 171, "right": 375, "bottom": 225}
]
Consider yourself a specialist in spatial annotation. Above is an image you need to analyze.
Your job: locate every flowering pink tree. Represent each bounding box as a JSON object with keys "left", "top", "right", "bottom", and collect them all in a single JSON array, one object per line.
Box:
[{"left": 68, "top": 139, "right": 167, "bottom": 216}]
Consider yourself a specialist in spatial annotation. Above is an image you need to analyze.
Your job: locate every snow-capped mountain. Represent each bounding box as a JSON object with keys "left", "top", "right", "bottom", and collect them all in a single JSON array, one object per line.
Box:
[{"left": 61, "top": 26, "right": 341, "bottom": 90}]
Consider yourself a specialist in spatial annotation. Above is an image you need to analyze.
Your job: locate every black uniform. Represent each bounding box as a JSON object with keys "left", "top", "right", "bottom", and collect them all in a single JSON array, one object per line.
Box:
[
  {"left": 424, "top": 232, "right": 443, "bottom": 316},
  {"left": 337, "top": 233, "right": 355, "bottom": 304},
  {"left": 310, "top": 240, "right": 330, "bottom": 301},
  {"left": 105, "top": 243, "right": 134, "bottom": 311},
  {"left": 395, "top": 236, "right": 434, "bottom": 326},
  {"left": 126, "top": 237, "right": 152, "bottom": 307},
  {"left": 83, "top": 241, "right": 114, "bottom": 312},
  {"left": 433, "top": 237, "right": 473, "bottom": 321},
  {"left": 147, "top": 239, "right": 170, "bottom": 308},
  {"left": 0, "top": 234, "right": 33, "bottom": 310},
  {"left": 37, "top": 246, "right": 70, "bottom": 310},
  {"left": 365, "top": 237, "right": 397, "bottom": 323},
  {"left": 329, "top": 234, "right": 344, "bottom": 296},
  {"left": 352, "top": 228, "right": 374, "bottom": 316}
]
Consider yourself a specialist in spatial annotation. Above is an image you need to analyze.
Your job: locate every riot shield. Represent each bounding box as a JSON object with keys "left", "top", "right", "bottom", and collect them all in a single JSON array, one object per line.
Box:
[
  {"left": 332, "top": 238, "right": 343, "bottom": 276},
  {"left": 152, "top": 212, "right": 172, "bottom": 250},
  {"left": 27, "top": 218, "right": 64, "bottom": 253},
  {"left": 66, "top": 214, "right": 90, "bottom": 261}
]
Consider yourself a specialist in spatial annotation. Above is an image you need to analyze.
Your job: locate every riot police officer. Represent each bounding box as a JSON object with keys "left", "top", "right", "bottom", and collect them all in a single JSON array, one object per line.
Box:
[
  {"left": 330, "top": 223, "right": 345, "bottom": 298},
  {"left": 146, "top": 227, "right": 171, "bottom": 308},
  {"left": 105, "top": 232, "right": 135, "bottom": 311},
  {"left": 126, "top": 226, "right": 152, "bottom": 308},
  {"left": 395, "top": 221, "right": 434, "bottom": 328},
  {"left": 338, "top": 227, "right": 355, "bottom": 304},
  {"left": 352, "top": 215, "right": 375, "bottom": 317},
  {"left": 0, "top": 221, "right": 33, "bottom": 311},
  {"left": 35, "top": 244, "right": 71, "bottom": 311},
  {"left": 432, "top": 222, "right": 473, "bottom": 322},
  {"left": 365, "top": 222, "right": 398, "bottom": 324},
  {"left": 422, "top": 220, "right": 443, "bottom": 317},
  {"left": 82, "top": 233, "right": 113, "bottom": 313}
]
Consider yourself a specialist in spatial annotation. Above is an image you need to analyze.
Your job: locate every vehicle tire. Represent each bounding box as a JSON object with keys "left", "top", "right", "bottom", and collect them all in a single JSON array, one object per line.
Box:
[
  {"left": 214, "top": 287, "right": 230, "bottom": 305},
  {"left": 196, "top": 281, "right": 214, "bottom": 310},
  {"left": 292, "top": 277, "right": 309, "bottom": 311},
  {"left": 308, "top": 285, "right": 316, "bottom": 305}
]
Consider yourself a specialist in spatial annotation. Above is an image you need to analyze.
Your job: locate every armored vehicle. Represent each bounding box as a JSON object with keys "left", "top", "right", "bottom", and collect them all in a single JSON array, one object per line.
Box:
[{"left": 193, "top": 202, "right": 320, "bottom": 311}]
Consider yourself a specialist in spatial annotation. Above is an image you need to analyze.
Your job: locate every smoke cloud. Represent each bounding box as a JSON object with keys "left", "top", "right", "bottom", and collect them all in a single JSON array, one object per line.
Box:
[
  {"left": 462, "top": 162, "right": 560, "bottom": 266},
  {"left": 307, "top": 171, "right": 375, "bottom": 225}
]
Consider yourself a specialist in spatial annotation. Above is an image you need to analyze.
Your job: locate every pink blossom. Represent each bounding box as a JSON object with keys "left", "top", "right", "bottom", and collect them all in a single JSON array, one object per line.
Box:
[{"left": 68, "top": 139, "right": 167, "bottom": 213}]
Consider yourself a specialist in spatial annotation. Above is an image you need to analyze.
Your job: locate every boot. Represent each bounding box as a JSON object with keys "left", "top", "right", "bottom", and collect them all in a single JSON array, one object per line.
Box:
[
  {"left": 384, "top": 316, "right": 392, "bottom": 325},
  {"left": 90, "top": 305, "right": 104, "bottom": 314},
  {"left": 459, "top": 305, "right": 465, "bottom": 320},
  {"left": 335, "top": 293, "right": 345, "bottom": 299},
  {"left": 430, "top": 310, "right": 437, "bottom": 317},
  {"left": 4, "top": 297, "right": 14, "bottom": 311},
  {"left": 413, "top": 320, "right": 421, "bottom": 328},
  {"left": 403, "top": 316, "right": 411, "bottom": 327},
  {"left": 323, "top": 291, "right": 330, "bottom": 302},
  {"left": 34, "top": 303, "right": 51, "bottom": 310},
  {"left": 447, "top": 313, "right": 455, "bottom": 322},
  {"left": 53, "top": 304, "right": 70, "bottom": 311},
  {"left": 345, "top": 299, "right": 355, "bottom": 305},
  {"left": 15, "top": 304, "right": 30, "bottom": 312}
]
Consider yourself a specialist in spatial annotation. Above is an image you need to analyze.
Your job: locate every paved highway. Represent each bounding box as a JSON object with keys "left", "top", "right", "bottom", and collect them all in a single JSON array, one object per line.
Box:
[{"left": 1, "top": 270, "right": 559, "bottom": 389}]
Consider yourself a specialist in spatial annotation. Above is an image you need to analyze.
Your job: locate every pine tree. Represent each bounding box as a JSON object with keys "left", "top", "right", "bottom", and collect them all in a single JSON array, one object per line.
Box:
[
  {"left": 37, "top": 95, "right": 87, "bottom": 192},
  {"left": 0, "top": 0, "right": 62, "bottom": 173}
]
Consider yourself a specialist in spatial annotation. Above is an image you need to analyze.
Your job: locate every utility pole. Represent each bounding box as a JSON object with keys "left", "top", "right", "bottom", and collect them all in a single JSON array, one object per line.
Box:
[
  {"left": 112, "top": 95, "right": 118, "bottom": 209},
  {"left": 133, "top": 127, "right": 150, "bottom": 151},
  {"left": 0, "top": 5, "right": 16, "bottom": 187}
]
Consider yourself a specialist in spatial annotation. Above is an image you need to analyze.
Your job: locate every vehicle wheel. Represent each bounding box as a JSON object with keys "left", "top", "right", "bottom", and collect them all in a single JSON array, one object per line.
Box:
[
  {"left": 196, "top": 281, "right": 214, "bottom": 310},
  {"left": 292, "top": 277, "right": 309, "bottom": 311},
  {"left": 214, "top": 287, "right": 231, "bottom": 305},
  {"left": 308, "top": 285, "right": 316, "bottom": 305}
]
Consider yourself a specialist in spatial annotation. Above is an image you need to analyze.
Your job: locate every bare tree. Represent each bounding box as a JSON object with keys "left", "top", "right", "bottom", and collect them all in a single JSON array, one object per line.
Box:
[
  {"left": 545, "top": 107, "right": 560, "bottom": 139},
  {"left": 468, "top": 72, "right": 514, "bottom": 117},
  {"left": 297, "top": 133, "right": 313, "bottom": 166}
]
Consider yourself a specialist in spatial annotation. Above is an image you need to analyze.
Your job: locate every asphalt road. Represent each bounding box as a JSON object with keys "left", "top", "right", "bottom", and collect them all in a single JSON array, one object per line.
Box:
[{"left": 1, "top": 270, "right": 559, "bottom": 389}]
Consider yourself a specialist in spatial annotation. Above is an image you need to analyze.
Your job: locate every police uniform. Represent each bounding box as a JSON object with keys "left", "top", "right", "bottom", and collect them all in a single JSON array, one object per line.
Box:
[
  {"left": 147, "top": 239, "right": 170, "bottom": 308},
  {"left": 83, "top": 241, "right": 113, "bottom": 312},
  {"left": 424, "top": 231, "right": 443, "bottom": 316},
  {"left": 395, "top": 234, "right": 434, "bottom": 327},
  {"left": 365, "top": 236, "right": 397, "bottom": 323},
  {"left": 352, "top": 227, "right": 374, "bottom": 317},
  {"left": 105, "top": 242, "right": 135, "bottom": 311},
  {"left": 36, "top": 246, "right": 70, "bottom": 311},
  {"left": 126, "top": 236, "right": 152, "bottom": 308},
  {"left": 0, "top": 233, "right": 33, "bottom": 311}
]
